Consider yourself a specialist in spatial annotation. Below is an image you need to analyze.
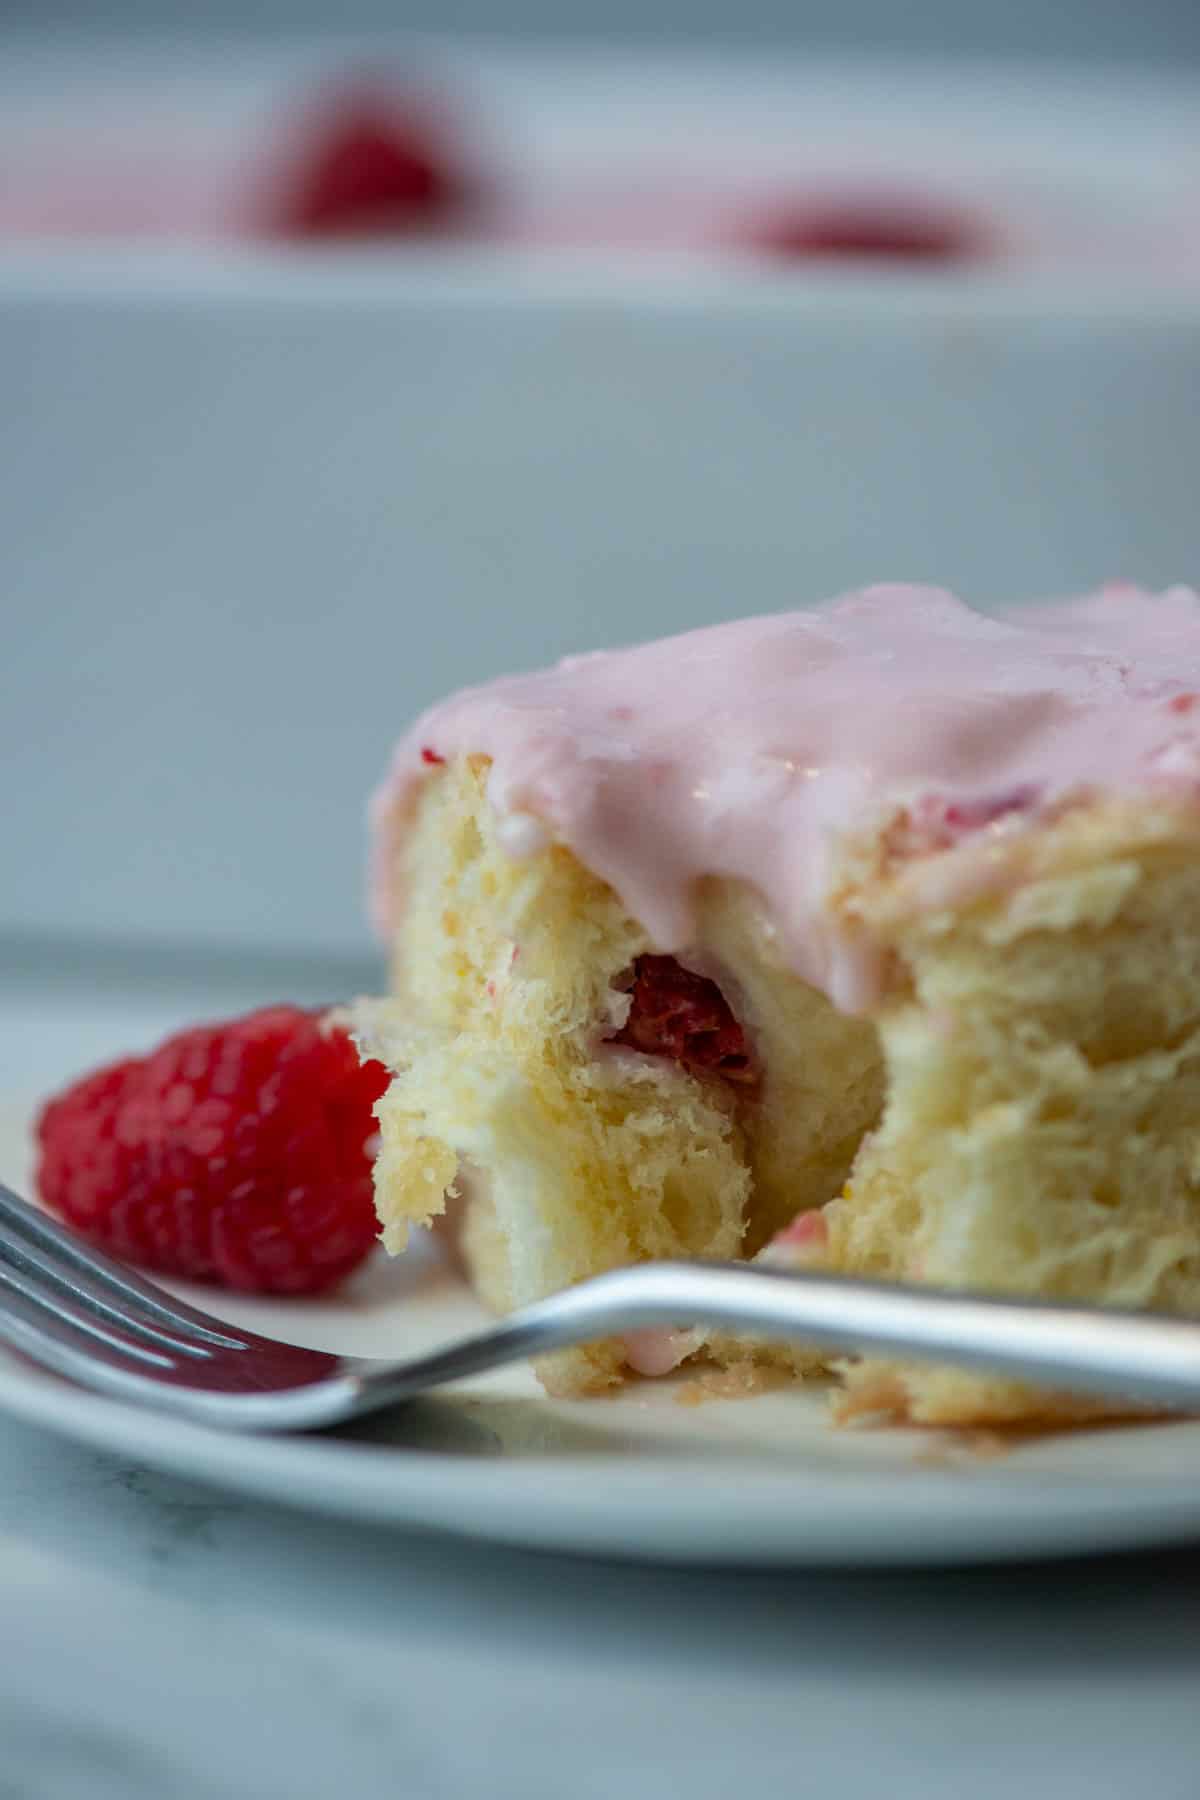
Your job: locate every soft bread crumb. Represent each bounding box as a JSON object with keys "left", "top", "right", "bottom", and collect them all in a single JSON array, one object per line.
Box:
[
  {"left": 358, "top": 760, "right": 1200, "bottom": 1428},
  {"left": 673, "top": 1363, "right": 794, "bottom": 1407},
  {"left": 822, "top": 815, "right": 1200, "bottom": 1425},
  {"left": 358, "top": 757, "right": 875, "bottom": 1394}
]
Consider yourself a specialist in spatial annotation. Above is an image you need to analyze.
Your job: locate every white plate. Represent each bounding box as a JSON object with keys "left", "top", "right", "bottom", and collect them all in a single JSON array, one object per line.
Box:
[{"left": 6, "top": 1101, "right": 1200, "bottom": 1567}]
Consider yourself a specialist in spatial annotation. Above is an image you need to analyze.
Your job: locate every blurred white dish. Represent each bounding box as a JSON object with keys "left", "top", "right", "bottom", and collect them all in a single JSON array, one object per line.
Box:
[
  {"left": 4, "top": 41, "right": 1200, "bottom": 973},
  {"left": 5, "top": 1100, "right": 1200, "bottom": 1567},
  {"left": 1, "top": 37, "right": 1198, "bottom": 268}
]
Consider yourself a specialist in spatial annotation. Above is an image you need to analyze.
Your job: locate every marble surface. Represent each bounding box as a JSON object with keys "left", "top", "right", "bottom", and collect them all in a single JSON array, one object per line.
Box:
[
  {"left": 6, "top": 1411, "right": 1200, "bottom": 1800},
  {"left": 6, "top": 964, "right": 1200, "bottom": 1797}
]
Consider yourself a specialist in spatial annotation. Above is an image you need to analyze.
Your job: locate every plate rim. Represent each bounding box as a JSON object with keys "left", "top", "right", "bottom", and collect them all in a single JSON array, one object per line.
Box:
[{"left": 4, "top": 1352, "right": 1200, "bottom": 1566}]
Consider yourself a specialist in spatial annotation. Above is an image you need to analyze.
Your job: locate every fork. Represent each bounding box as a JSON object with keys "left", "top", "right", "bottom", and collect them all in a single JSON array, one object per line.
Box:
[{"left": 5, "top": 1177, "right": 1200, "bottom": 1431}]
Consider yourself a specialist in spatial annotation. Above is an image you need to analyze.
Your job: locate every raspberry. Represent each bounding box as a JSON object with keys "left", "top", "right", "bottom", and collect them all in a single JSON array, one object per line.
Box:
[
  {"left": 35, "top": 1006, "right": 389, "bottom": 1297},
  {"left": 744, "top": 198, "right": 979, "bottom": 263},
  {"left": 611, "top": 955, "right": 757, "bottom": 1092},
  {"left": 265, "top": 88, "right": 466, "bottom": 239}
]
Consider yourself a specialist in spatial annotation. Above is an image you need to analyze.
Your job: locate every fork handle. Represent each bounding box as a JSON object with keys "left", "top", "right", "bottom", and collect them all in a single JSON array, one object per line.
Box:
[{"left": 350, "top": 1260, "right": 1200, "bottom": 1415}]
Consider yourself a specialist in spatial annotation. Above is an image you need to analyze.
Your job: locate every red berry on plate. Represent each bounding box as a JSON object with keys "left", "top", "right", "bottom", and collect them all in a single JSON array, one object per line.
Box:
[
  {"left": 264, "top": 88, "right": 467, "bottom": 239},
  {"left": 35, "top": 1005, "right": 389, "bottom": 1297},
  {"left": 611, "top": 955, "right": 757, "bottom": 1091}
]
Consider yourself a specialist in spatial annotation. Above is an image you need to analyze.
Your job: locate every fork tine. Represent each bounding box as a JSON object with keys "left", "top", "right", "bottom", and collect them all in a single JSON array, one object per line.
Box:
[
  {"left": 0, "top": 1258, "right": 348, "bottom": 1427},
  {"left": 0, "top": 1183, "right": 247, "bottom": 1351},
  {"left": 0, "top": 1231, "right": 213, "bottom": 1358},
  {"left": 0, "top": 1261, "right": 178, "bottom": 1371}
]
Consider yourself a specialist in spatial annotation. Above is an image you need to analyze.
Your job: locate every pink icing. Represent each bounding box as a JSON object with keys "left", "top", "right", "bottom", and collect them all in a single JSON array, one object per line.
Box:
[
  {"left": 773, "top": 1210, "right": 830, "bottom": 1250},
  {"left": 757, "top": 1208, "right": 831, "bottom": 1268},
  {"left": 370, "top": 583, "right": 1200, "bottom": 1012},
  {"left": 620, "top": 1326, "right": 698, "bottom": 1378}
]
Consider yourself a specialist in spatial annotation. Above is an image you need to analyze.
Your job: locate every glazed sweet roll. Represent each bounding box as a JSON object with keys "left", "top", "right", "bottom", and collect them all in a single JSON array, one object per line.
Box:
[{"left": 354, "top": 583, "right": 1200, "bottom": 1423}]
